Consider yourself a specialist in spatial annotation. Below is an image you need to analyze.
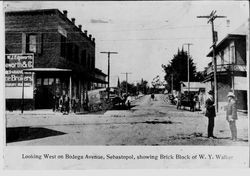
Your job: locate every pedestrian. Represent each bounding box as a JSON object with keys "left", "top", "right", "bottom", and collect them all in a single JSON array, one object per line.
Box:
[
  {"left": 205, "top": 90, "right": 216, "bottom": 138},
  {"left": 176, "top": 93, "right": 182, "bottom": 110},
  {"left": 59, "top": 95, "right": 63, "bottom": 113},
  {"left": 52, "top": 95, "right": 56, "bottom": 112},
  {"left": 226, "top": 92, "right": 238, "bottom": 141},
  {"left": 64, "top": 93, "right": 70, "bottom": 114},
  {"left": 125, "top": 94, "right": 132, "bottom": 110},
  {"left": 151, "top": 93, "right": 155, "bottom": 101}
]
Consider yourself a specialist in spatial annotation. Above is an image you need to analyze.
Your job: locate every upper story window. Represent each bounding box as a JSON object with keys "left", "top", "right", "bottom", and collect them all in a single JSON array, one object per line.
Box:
[
  {"left": 74, "top": 44, "right": 79, "bottom": 63},
  {"left": 230, "top": 42, "right": 235, "bottom": 64},
  {"left": 60, "top": 35, "right": 66, "bottom": 58},
  {"left": 27, "top": 34, "right": 37, "bottom": 53},
  {"left": 91, "top": 56, "right": 95, "bottom": 69},
  {"left": 67, "top": 42, "right": 72, "bottom": 60},
  {"left": 81, "top": 50, "right": 87, "bottom": 67},
  {"left": 25, "top": 33, "right": 43, "bottom": 54}
]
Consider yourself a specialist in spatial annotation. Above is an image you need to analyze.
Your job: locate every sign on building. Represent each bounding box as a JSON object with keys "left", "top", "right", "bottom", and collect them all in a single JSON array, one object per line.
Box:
[{"left": 5, "top": 53, "right": 34, "bottom": 99}]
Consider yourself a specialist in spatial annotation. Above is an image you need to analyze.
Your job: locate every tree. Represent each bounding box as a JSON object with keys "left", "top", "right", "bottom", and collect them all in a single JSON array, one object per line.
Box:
[
  {"left": 120, "top": 81, "right": 137, "bottom": 95},
  {"left": 120, "top": 79, "right": 149, "bottom": 95},
  {"left": 195, "top": 71, "right": 206, "bottom": 82},
  {"left": 138, "top": 78, "right": 148, "bottom": 94},
  {"left": 162, "top": 48, "right": 197, "bottom": 92}
]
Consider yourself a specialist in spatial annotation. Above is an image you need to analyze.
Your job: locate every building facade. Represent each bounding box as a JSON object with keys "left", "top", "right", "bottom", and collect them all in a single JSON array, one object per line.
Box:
[
  {"left": 5, "top": 9, "right": 105, "bottom": 110},
  {"left": 204, "top": 24, "right": 248, "bottom": 112},
  {"left": 93, "top": 68, "right": 107, "bottom": 89}
]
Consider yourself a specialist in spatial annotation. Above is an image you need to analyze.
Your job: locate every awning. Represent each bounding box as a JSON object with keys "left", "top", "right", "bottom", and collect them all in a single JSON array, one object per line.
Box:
[
  {"left": 90, "top": 76, "right": 108, "bottom": 84},
  {"left": 182, "top": 88, "right": 200, "bottom": 92},
  {"left": 23, "top": 68, "right": 72, "bottom": 72}
]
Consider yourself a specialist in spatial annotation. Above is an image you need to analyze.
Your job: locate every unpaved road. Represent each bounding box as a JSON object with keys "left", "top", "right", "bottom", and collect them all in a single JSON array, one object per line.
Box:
[{"left": 6, "top": 94, "right": 248, "bottom": 145}]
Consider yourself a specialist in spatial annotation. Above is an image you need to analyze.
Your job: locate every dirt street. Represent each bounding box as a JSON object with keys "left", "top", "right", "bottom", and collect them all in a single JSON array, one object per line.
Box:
[{"left": 6, "top": 94, "right": 248, "bottom": 146}]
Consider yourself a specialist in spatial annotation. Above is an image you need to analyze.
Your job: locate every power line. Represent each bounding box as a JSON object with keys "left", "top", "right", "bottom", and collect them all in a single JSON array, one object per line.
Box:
[
  {"left": 5, "top": 24, "right": 210, "bottom": 34},
  {"left": 5, "top": 37, "right": 211, "bottom": 46}
]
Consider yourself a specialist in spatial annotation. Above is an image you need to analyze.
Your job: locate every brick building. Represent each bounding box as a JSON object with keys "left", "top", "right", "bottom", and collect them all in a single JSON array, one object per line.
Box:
[{"left": 5, "top": 9, "right": 106, "bottom": 110}]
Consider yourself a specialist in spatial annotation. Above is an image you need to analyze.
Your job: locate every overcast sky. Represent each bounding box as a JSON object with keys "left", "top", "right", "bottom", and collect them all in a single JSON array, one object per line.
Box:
[{"left": 4, "top": 1, "right": 249, "bottom": 86}]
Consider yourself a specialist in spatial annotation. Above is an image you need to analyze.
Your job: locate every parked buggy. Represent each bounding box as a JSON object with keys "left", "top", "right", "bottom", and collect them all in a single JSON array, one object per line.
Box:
[{"left": 176, "top": 94, "right": 196, "bottom": 112}]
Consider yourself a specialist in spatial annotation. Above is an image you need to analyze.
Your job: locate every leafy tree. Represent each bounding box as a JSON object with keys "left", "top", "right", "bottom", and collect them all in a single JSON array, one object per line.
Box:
[
  {"left": 195, "top": 71, "right": 206, "bottom": 82},
  {"left": 120, "top": 81, "right": 137, "bottom": 95},
  {"left": 120, "top": 79, "right": 149, "bottom": 95},
  {"left": 138, "top": 78, "right": 148, "bottom": 94},
  {"left": 162, "top": 48, "right": 197, "bottom": 91}
]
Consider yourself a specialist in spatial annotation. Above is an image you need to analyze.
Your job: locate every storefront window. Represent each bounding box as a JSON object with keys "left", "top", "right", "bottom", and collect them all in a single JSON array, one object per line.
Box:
[
  {"left": 48, "top": 78, "right": 54, "bottom": 85},
  {"left": 37, "top": 78, "right": 42, "bottom": 86},
  {"left": 56, "top": 78, "right": 60, "bottom": 84},
  {"left": 43, "top": 78, "right": 49, "bottom": 85}
]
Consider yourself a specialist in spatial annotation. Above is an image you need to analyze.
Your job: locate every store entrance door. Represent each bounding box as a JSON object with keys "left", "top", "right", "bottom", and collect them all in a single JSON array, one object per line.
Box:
[{"left": 35, "top": 85, "right": 54, "bottom": 109}]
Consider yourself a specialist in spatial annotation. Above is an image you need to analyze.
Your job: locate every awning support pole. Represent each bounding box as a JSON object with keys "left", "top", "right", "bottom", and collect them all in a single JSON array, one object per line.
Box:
[
  {"left": 69, "top": 75, "right": 72, "bottom": 112},
  {"left": 21, "top": 72, "right": 24, "bottom": 113}
]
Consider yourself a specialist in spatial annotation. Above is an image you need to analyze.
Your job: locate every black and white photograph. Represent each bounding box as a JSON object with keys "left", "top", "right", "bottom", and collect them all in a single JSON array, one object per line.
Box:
[{"left": 2, "top": 0, "right": 250, "bottom": 169}]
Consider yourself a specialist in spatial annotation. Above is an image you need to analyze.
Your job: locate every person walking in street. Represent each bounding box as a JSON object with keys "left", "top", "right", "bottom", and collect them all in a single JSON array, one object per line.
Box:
[
  {"left": 125, "top": 94, "right": 132, "bottom": 110},
  {"left": 151, "top": 93, "right": 155, "bottom": 101},
  {"left": 226, "top": 92, "right": 238, "bottom": 141},
  {"left": 205, "top": 90, "right": 216, "bottom": 138}
]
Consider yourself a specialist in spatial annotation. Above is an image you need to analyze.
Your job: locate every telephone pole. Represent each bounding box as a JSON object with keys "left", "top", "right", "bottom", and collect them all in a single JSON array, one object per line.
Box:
[
  {"left": 171, "top": 74, "right": 174, "bottom": 94},
  {"left": 183, "top": 43, "right": 193, "bottom": 97},
  {"left": 197, "top": 10, "right": 226, "bottom": 112},
  {"left": 100, "top": 51, "right": 118, "bottom": 99},
  {"left": 121, "top": 72, "right": 132, "bottom": 95}
]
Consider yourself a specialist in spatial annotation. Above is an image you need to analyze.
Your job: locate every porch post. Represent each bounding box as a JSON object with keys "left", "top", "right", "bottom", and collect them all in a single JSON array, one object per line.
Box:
[
  {"left": 69, "top": 75, "right": 72, "bottom": 112},
  {"left": 21, "top": 72, "right": 24, "bottom": 113}
]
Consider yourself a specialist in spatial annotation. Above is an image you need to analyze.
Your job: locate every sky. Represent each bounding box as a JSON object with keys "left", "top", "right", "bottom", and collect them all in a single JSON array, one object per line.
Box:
[{"left": 4, "top": 1, "right": 249, "bottom": 87}]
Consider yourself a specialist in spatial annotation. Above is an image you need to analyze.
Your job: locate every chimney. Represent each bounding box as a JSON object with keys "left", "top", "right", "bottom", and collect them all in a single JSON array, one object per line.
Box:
[
  {"left": 84, "top": 30, "right": 88, "bottom": 35},
  {"left": 71, "top": 18, "right": 75, "bottom": 24},
  {"left": 63, "top": 10, "right": 68, "bottom": 17},
  {"left": 89, "top": 34, "right": 92, "bottom": 39},
  {"left": 78, "top": 25, "right": 82, "bottom": 30}
]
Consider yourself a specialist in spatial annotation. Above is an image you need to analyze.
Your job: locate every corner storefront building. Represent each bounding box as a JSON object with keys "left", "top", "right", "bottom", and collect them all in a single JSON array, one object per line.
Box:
[{"left": 5, "top": 9, "right": 106, "bottom": 110}]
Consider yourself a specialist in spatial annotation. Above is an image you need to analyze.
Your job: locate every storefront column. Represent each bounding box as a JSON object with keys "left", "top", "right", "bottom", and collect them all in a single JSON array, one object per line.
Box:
[
  {"left": 21, "top": 72, "right": 24, "bottom": 113},
  {"left": 69, "top": 75, "right": 72, "bottom": 112}
]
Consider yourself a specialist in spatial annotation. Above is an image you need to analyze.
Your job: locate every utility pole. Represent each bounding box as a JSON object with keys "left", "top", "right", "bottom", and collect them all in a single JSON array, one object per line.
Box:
[
  {"left": 197, "top": 10, "right": 226, "bottom": 112},
  {"left": 100, "top": 51, "right": 118, "bottom": 99},
  {"left": 183, "top": 43, "right": 193, "bottom": 97},
  {"left": 121, "top": 72, "right": 132, "bottom": 95},
  {"left": 171, "top": 74, "right": 174, "bottom": 94}
]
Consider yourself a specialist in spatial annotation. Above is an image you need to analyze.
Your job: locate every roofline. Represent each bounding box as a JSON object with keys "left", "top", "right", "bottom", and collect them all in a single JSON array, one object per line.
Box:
[
  {"left": 95, "top": 71, "right": 107, "bottom": 76},
  {"left": 5, "top": 8, "right": 59, "bottom": 15},
  {"left": 206, "top": 34, "right": 246, "bottom": 57},
  {"left": 5, "top": 9, "right": 95, "bottom": 46}
]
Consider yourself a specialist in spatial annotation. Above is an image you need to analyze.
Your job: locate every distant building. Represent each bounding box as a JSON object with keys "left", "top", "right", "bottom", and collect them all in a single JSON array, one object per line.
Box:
[
  {"left": 93, "top": 68, "right": 107, "bottom": 89},
  {"left": 203, "top": 22, "right": 248, "bottom": 112},
  {"left": 180, "top": 82, "right": 207, "bottom": 94},
  {"left": 5, "top": 9, "right": 106, "bottom": 110}
]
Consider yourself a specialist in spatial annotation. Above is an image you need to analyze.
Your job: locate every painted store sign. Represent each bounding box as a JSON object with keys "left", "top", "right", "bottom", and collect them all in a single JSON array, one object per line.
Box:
[{"left": 5, "top": 53, "right": 34, "bottom": 87}]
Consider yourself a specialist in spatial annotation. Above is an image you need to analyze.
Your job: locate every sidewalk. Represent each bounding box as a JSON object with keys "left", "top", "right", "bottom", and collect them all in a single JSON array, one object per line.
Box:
[{"left": 6, "top": 109, "right": 59, "bottom": 115}]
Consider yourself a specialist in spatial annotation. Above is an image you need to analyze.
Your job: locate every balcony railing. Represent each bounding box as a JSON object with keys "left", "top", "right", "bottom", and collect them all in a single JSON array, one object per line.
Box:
[{"left": 205, "top": 64, "right": 246, "bottom": 75}]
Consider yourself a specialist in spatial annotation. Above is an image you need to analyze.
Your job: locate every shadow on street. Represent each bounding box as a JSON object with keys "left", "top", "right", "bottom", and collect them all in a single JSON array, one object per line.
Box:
[{"left": 6, "top": 127, "right": 66, "bottom": 143}]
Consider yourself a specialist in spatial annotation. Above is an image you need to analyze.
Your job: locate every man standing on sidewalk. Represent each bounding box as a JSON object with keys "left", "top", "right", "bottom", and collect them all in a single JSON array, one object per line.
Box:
[
  {"left": 205, "top": 90, "right": 216, "bottom": 138},
  {"left": 226, "top": 92, "right": 238, "bottom": 141}
]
